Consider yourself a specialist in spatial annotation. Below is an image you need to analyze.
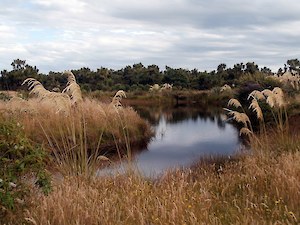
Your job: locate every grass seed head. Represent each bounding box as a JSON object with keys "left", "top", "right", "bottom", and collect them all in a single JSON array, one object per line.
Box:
[
  {"left": 248, "top": 90, "right": 265, "bottom": 101},
  {"left": 249, "top": 98, "right": 263, "bottom": 120},
  {"left": 228, "top": 98, "right": 242, "bottom": 108},
  {"left": 228, "top": 111, "right": 251, "bottom": 127},
  {"left": 239, "top": 127, "right": 253, "bottom": 136},
  {"left": 62, "top": 71, "right": 83, "bottom": 105},
  {"left": 111, "top": 90, "right": 127, "bottom": 108},
  {"left": 262, "top": 89, "right": 273, "bottom": 97}
]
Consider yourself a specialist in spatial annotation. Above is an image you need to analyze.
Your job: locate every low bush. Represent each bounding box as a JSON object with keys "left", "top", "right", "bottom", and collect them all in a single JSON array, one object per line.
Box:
[{"left": 0, "top": 117, "right": 50, "bottom": 224}]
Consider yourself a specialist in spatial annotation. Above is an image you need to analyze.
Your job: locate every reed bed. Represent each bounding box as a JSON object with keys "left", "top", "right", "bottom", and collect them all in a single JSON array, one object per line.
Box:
[
  {"left": 0, "top": 97, "right": 150, "bottom": 148},
  {"left": 20, "top": 86, "right": 300, "bottom": 225},
  {"left": 22, "top": 135, "right": 300, "bottom": 225},
  {"left": 0, "top": 73, "right": 151, "bottom": 177},
  {"left": 2, "top": 81, "right": 300, "bottom": 224}
]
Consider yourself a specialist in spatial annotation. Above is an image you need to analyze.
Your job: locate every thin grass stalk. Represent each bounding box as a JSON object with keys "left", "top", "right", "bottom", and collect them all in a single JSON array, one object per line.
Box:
[{"left": 117, "top": 110, "right": 132, "bottom": 162}]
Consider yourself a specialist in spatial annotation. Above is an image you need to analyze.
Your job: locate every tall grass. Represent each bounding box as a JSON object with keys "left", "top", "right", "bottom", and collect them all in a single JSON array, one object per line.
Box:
[
  {"left": 2, "top": 83, "right": 300, "bottom": 224},
  {"left": 0, "top": 74, "right": 151, "bottom": 177},
  {"left": 23, "top": 144, "right": 300, "bottom": 225},
  {"left": 19, "top": 87, "right": 300, "bottom": 224}
]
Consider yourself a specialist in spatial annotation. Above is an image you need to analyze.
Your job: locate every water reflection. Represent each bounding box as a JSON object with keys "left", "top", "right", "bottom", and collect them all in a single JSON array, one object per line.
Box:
[{"left": 98, "top": 106, "right": 243, "bottom": 177}]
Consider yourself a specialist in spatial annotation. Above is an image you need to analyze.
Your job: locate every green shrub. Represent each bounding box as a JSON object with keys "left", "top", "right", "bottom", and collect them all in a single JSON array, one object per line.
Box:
[{"left": 0, "top": 118, "right": 51, "bottom": 214}]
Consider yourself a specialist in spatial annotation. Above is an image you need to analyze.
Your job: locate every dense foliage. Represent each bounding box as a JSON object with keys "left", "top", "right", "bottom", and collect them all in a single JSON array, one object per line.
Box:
[
  {"left": 1, "top": 59, "right": 299, "bottom": 92},
  {"left": 0, "top": 117, "right": 50, "bottom": 218}
]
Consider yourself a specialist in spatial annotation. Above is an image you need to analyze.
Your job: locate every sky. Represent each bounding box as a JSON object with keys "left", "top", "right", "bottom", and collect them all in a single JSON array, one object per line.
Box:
[{"left": 1, "top": 0, "right": 300, "bottom": 74}]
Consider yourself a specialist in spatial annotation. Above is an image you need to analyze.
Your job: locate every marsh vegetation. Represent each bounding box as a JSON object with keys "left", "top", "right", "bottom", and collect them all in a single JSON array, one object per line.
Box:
[{"left": 1, "top": 59, "right": 300, "bottom": 224}]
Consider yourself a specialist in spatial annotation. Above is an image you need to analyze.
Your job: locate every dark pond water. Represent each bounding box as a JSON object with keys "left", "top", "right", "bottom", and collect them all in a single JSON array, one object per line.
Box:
[{"left": 98, "top": 105, "right": 243, "bottom": 177}]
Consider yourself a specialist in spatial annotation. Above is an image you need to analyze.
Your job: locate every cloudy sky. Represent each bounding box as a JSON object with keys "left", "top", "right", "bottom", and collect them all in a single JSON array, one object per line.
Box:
[{"left": 1, "top": 0, "right": 300, "bottom": 73}]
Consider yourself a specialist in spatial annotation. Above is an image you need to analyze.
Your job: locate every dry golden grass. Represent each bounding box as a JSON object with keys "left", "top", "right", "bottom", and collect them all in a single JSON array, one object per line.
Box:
[
  {"left": 111, "top": 90, "right": 127, "bottom": 108},
  {"left": 1, "top": 74, "right": 151, "bottom": 178},
  {"left": 21, "top": 131, "right": 300, "bottom": 225},
  {"left": 227, "top": 110, "right": 251, "bottom": 128},
  {"left": 22, "top": 77, "right": 71, "bottom": 113},
  {"left": 0, "top": 96, "right": 151, "bottom": 176},
  {"left": 275, "top": 71, "right": 300, "bottom": 90},
  {"left": 249, "top": 98, "right": 263, "bottom": 120},
  {"left": 227, "top": 98, "right": 242, "bottom": 108},
  {"left": 62, "top": 71, "right": 83, "bottom": 105},
  {"left": 220, "top": 84, "right": 232, "bottom": 92},
  {"left": 248, "top": 90, "right": 265, "bottom": 101}
]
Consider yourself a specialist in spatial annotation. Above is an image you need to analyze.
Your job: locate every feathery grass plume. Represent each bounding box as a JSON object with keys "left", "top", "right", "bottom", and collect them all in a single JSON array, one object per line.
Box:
[
  {"left": 227, "top": 110, "right": 250, "bottom": 127},
  {"left": 227, "top": 98, "right": 242, "bottom": 108},
  {"left": 266, "top": 94, "right": 276, "bottom": 108},
  {"left": 149, "top": 84, "right": 161, "bottom": 92},
  {"left": 261, "top": 89, "right": 273, "bottom": 97},
  {"left": 111, "top": 90, "right": 127, "bottom": 108},
  {"left": 249, "top": 98, "right": 263, "bottom": 120},
  {"left": 22, "top": 78, "right": 50, "bottom": 99},
  {"left": 239, "top": 127, "right": 253, "bottom": 136},
  {"left": 290, "top": 78, "right": 298, "bottom": 90},
  {"left": 248, "top": 90, "right": 265, "bottom": 101},
  {"left": 262, "top": 89, "right": 279, "bottom": 108},
  {"left": 22, "top": 78, "right": 71, "bottom": 113},
  {"left": 272, "top": 87, "right": 285, "bottom": 108},
  {"left": 272, "top": 87, "right": 284, "bottom": 97},
  {"left": 277, "top": 71, "right": 300, "bottom": 90},
  {"left": 62, "top": 71, "right": 83, "bottom": 105},
  {"left": 220, "top": 84, "right": 232, "bottom": 92},
  {"left": 161, "top": 83, "right": 173, "bottom": 91}
]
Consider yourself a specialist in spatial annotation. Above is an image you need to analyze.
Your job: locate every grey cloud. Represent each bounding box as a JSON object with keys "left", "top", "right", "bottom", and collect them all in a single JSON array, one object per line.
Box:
[{"left": 0, "top": 0, "right": 300, "bottom": 73}]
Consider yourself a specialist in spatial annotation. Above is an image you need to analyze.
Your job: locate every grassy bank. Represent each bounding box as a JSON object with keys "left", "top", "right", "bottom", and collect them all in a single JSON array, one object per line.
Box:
[
  {"left": 19, "top": 131, "right": 299, "bottom": 225},
  {"left": 22, "top": 87, "right": 300, "bottom": 224},
  {"left": 87, "top": 89, "right": 234, "bottom": 107},
  {"left": 0, "top": 80, "right": 152, "bottom": 223},
  {"left": 1, "top": 84, "right": 300, "bottom": 224}
]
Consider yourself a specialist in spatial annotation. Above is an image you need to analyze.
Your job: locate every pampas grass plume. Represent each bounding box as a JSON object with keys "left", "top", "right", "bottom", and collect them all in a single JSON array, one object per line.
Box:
[
  {"left": 228, "top": 98, "right": 242, "bottom": 108},
  {"left": 228, "top": 111, "right": 250, "bottom": 127},
  {"left": 249, "top": 98, "right": 263, "bottom": 120},
  {"left": 239, "top": 127, "right": 253, "bottom": 136},
  {"left": 248, "top": 90, "right": 265, "bottom": 101},
  {"left": 111, "top": 90, "right": 127, "bottom": 108}
]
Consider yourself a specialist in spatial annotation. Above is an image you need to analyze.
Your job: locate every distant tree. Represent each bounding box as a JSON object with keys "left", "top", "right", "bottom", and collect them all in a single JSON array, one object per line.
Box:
[
  {"left": 0, "top": 59, "right": 40, "bottom": 90},
  {"left": 287, "top": 59, "right": 300, "bottom": 73},
  {"left": 11, "top": 59, "right": 26, "bottom": 70},
  {"left": 226, "top": 63, "right": 245, "bottom": 81},
  {"left": 277, "top": 68, "right": 284, "bottom": 76},
  {"left": 217, "top": 63, "right": 226, "bottom": 73},
  {"left": 260, "top": 66, "right": 273, "bottom": 75},
  {"left": 163, "top": 66, "right": 189, "bottom": 88},
  {"left": 147, "top": 64, "right": 162, "bottom": 84},
  {"left": 245, "top": 62, "right": 259, "bottom": 74}
]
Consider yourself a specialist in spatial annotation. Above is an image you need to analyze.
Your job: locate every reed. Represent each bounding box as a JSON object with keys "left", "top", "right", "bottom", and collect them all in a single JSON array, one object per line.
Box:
[
  {"left": 226, "top": 87, "right": 288, "bottom": 136},
  {"left": 62, "top": 71, "right": 83, "bottom": 106},
  {"left": 1, "top": 75, "right": 151, "bottom": 177},
  {"left": 22, "top": 138, "right": 300, "bottom": 225}
]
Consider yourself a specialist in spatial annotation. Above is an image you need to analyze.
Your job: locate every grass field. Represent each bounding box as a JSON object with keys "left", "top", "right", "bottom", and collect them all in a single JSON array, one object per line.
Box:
[{"left": 1, "top": 77, "right": 300, "bottom": 224}]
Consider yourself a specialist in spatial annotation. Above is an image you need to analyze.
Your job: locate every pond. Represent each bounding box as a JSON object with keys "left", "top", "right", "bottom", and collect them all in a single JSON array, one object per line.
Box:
[{"left": 98, "top": 105, "right": 243, "bottom": 177}]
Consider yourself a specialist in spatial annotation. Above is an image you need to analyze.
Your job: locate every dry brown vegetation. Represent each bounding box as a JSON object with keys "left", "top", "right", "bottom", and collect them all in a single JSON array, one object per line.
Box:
[
  {"left": 1, "top": 80, "right": 300, "bottom": 224},
  {"left": 22, "top": 136, "right": 300, "bottom": 225},
  {"left": 0, "top": 73, "right": 151, "bottom": 177}
]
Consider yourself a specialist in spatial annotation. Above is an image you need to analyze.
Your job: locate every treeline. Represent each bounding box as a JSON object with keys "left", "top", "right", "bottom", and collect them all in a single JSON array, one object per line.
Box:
[{"left": 0, "top": 59, "right": 299, "bottom": 92}]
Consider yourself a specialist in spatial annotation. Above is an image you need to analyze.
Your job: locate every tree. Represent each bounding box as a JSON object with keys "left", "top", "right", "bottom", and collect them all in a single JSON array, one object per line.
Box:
[
  {"left": 260, "top": 67, "right": 273, "bottom": 75},
  {"left": 217, "top": 63, "right": 226, "bottom": 73},
  {"left": 287, "top": 59, "right": 300, "bottom": 73},
  {"left": 0, "top": 59, "right": 40, "bottom": 90},
  {"left": 245, "top": 62, "right": 259, "bottom": 74}
]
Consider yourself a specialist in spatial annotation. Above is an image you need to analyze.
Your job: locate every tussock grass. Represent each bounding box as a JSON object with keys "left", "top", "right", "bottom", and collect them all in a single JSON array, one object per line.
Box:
[
  {"left": 2, "top": 79, "right": 300, "bottom": 224},
  {"left": 22, "top": 134, "right": 300, "bottom": 225},
  {"left": 0, "top": 90, "right": 151, "bottom": 177},
  {"left": 0, "top": 97, "right": 150, "bottom": 152}
]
